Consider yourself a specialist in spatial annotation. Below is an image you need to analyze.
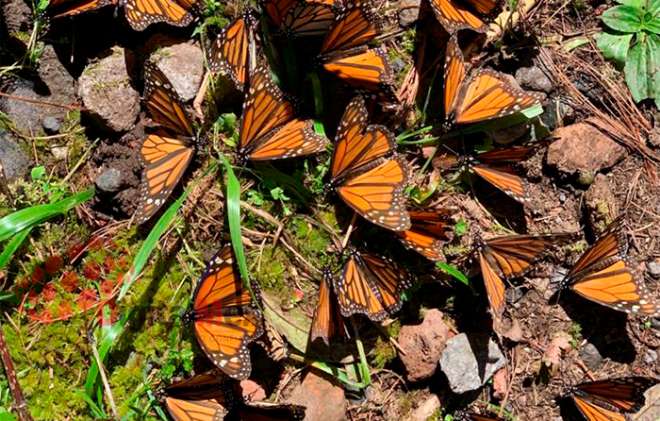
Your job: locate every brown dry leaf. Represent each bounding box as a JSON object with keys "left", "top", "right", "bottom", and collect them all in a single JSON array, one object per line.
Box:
[
  {"left": 492, "top": 367, "right": 508, "bottom": 400},
  {"left": 542, "top": 331, "right": 572, "bottom": 369},
  {"left": 502, "top": 318, "right": 524, "bottom": 342}
]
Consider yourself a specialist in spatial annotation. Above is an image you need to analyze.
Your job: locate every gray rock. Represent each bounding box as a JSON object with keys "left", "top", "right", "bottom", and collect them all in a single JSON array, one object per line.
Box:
[
  {"left": 50, "top": 146, "right": 68, "bottom": 161},
  {"left": 579, "top": 342, "right": 603, "bottom": 370},
  {"left": 397, "top": 0, "right": 421, "bottom": 27},
  {"left": 0, "top": 132, "right": 31, "bottom": 181},
  {"left": 1, "top": 0, "right": 32, "bottom": 44},
  {"left": 648, "top": 258, "right": 660, "bottom": 279},
  {"left": 149, "top": 43, "right": 204, "bottom": 102},
  {"left": 78, "top": 47, "right": 140, "bottom": 133},
  {"left": 439, "top": 333, "right": 506, "bottom": 394},
  {"left": 37, "top": 45, "right": 76, "bottom": 102},
  {"left": 643, "top": 349, "right": 657, "bottom": 364},
  {"left": 42, "top": 116, "right": 61, "bottom": 134},
  {"left": 1, "top": 79, "right": 51, "bottom": 133},
  {"left": 95, "top": 167, "right": 123, "bottom": 192},
  {"left": 515, "top": 66, "right": 554, "bottom": 93},
  {"left": 539, "top": 98, "right": 575, "bottom": 131}
]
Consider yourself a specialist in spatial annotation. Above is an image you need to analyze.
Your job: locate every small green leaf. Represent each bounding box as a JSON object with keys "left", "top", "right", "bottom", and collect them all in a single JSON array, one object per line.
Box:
[
  {"left": 436, "top": 262, "right": 470, "bottom": 286},
  {"left": 595, "top": 32, "right": 633, "bottom": 65},
  {"left": 30, "top": 165, "right": 46, "bottom": 180},
  {"left": 645, "top": 8, "right": 660, "bottom": 33},
  {"left": 602, "top": 5, "right": 644, "bottom": 32},
  {"left": 624, "top": 34, "right": 655, "bottom": 102},
  {"left": 454, "top": 219, "right": 468, "bottom": 236}
]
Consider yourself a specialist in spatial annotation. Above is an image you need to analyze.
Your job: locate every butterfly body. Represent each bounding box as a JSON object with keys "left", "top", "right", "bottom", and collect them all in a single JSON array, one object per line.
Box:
[{"left": 310, "top": 268, "right": 346, "bottom": 345}]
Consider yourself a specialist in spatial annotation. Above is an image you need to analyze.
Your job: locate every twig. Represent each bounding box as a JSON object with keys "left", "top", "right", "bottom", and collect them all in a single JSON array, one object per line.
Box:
[
  {"left": 88, "top": 333, "right": 119, "bottom": 419},
  {"left": 0, "top": 92, "right": 85, "bottom": 111},
  {"left": 0, "top": 322, "right": 33, "bottom": 421},
  {"left": 341, "top": 213, "right": 358, "bottom": 250},
  {"left": 193, "top": 71, "right": 211, "bottom": 121}
]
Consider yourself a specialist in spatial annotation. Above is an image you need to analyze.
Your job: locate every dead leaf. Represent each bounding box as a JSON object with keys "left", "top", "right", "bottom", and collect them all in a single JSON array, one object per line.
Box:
[
  {"left": 492, "top": 367, "right": 508, "bottom": 400},
  {"left": 542, "top": 331, "right": 572, "bottom": 369},
  {"left": 502, "top": 318, "right": 523, "bottom": 342}
]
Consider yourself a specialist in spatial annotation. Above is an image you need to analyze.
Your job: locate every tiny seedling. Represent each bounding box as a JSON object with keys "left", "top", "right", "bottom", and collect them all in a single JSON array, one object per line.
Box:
[{"left": 596, "top": 0, "right": 660, "bottom": 106}]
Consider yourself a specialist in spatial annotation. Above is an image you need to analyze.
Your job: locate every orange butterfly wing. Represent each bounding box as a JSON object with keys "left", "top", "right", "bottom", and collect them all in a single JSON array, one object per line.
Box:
[
  {"left": 123, "top": 0, "right": 198, "bottom": 31},
  {"left": 192, "top": 246, "right": 263, "bottom": 380},
  {"left": 479, "top": 251, "right": 506, "bottom": 322},
  {"left": 239, "top": 65, "right": 327, "bottom": 160},
  {"left": 443, "top": 36, "right": 468, "bottom": 120},
  {"left": 48, "top": 0, "right": 116, "bottom": 17},
  {"left": 471, "top": 165, "right": 528, "bottom": 202},
  {"left": 562, "top": 218, "right": 660, "bottom": 316},
  {"left": 143, "top": 62, "right": 194, "bottom": 136},
  {"left": 208, "top": 15, "right": 253, "bottom": 90},
  {"left": 334, "top": 250, "right": 411, "bottom": 321},
  {"left": 569, "top": 377, "right": 657, "bottom": 421},
  {"left": 430, "top": 0, "right": 488, "bottom": 33},
  {"left": 281, "top": 0, "right": 337, "bottom": 37},
  {"left": 262, "top": 0, "right": 298, "bottom": 26},
  {"left": 164, "top": 373, "right": 230, "bottom": 421},
  {"left": 309, "top": 270, "right": 345, "bottom": 345},
  {"left": 322, "top": 47, "right": 395, "bottom": 95},
  {"left": 397, "top": 210, "right": 453, "bottom": 261},
  {"left": 454, "top": 69, "right": 543, "bottom": 124},
  {"left": 320, "top": 5, "right": 381, "bottom": 54}
]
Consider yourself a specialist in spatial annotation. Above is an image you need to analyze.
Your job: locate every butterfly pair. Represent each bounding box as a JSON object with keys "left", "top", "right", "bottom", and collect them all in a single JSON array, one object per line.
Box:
[
  {"left": 310, "top": 249, "right": 411, "bottom": 345},
  {"left": 164, "top": 371, "right": 305, "bottom": 420},
  {"left": 48, "top": 0, "right": 199, "bottom": 31},
  {"left": 443, "top": 36, "right": 543, "bottom": 127},
  {"left": 563, "top": 377, "right": 657, "bottom": 421},
  {"left": 559, "top": 216, "right": 660, "bottom": 317}
]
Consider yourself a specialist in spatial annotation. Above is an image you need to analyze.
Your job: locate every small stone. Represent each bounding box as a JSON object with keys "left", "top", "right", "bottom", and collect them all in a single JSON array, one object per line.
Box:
[
  {"left": 515, "top": 66, "right": 554, "bottom": 93},
  {"left": 50, "top": 146, "right": 68, "bottom": 161},
  {"left": 559, "top": 191, "right": 567, "bottom": 203},
  {"left": 647, "top": 259, "right": 660, "bottom": 279},
  {"left": 539, "top": 98, "right": 575, "bottom": 131},
  {"left": 397, "top": 0, "right": 421, "bottom": 27},
  {"left": 78, "top": 47, "right": 140, "bottom": 133},
  {"left": 644, "top": 349, "right": 658, "bottom": 364},
  {"left": 95, "top": 167, "right": 123, "bottom": 192},
  {"left": 42, "top": 116, "right": 61, "bottom": 134},
  {"left": 288, "top": 371, "right": 346, "bottom": 421},
  {"left": 547, "top": 123, "right": 627, "bottom": 176},
  {"left": 149, "top": 43, "right": 204, "bottom": 102},
  {"left": 579, "top": 342, "right": 603, "bottom": 370},
  {"left": 584, "top": 174, "right": 618, "bottom": 231},
  {"left": 505, "top": 287, "right": 524, "bottom": 305},
  {"left": 439, "top": 333, "right": 506, "bottom": 394},
  {"left": 410, "top": 394, "right": 441, "bottom": 421},
  {"left": 0, "top": 132, "right": 31, "bottom": 181},
  {"left": 398, "top": 309, "right": 451, "bottom": 382}
]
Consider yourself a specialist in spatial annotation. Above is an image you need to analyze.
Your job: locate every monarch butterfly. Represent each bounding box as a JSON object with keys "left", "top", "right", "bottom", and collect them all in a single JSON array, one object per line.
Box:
[
  {"left": 164, "top": 372, "right": 307, "bottom": 421},
  {"left": 469, "top": 145, "right": 536, "bottom": 203},
  {"left": 135, "top": 62, "right": 195, "bottom": 224},
  {"left": 263, "top": 0, "right": 338, "bottom": 37},
  {"left": 444, "top": 36, "right": 543, "bottom": 125},
  {"left": 309, "top": 268, "right": 346, "bottom": 345},
  {"left": 430, "top": 0, "right": 497, "bottom": 34},
  {"left": 318, "top": 3, "right": 397, "bottom": 98},
  {"left": 478, "top": 233, "right": 575, "bottom": 322},
  {"left": 333, "top": 248, "right": 412, "bottom": 321},
  {"left": 237, "top": 64, "right": 329, "bottom": 161},
  {"left": 47, "top": 0, "right": 117, "bottom": 18},
  {"left": 207, "top": 14, "right": 256, "bottom": 91},
  {"left": 187, "top": 245, "right": 263, "bottom": 380},
  {"left": 559, "top": 216, "right": 660, "bottom": 317},
  {"left": 123, "top": 0, "right": 200, "bottom": 31},
  {"left": 455, "top": 412, "right": 504, "bottom": 421},
  {"left": 396, "top": 209, "right": 453, "bottom": 261},
  {"left": 564, "top": 377, "right": 657, "bottom": 421},
  {"left": 329, "top": 95, "right": 411, "bottom": 231}
]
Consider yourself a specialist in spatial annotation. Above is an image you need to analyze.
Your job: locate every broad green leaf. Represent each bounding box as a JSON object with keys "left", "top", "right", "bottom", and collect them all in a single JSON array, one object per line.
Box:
[
  {"left": 261, "top": 292, "right": 310, "bottom": 354},
  {"left": 595, "top": 32, "right": 633, "bottom": 65},
  {"left": 648, "top": 0, "right": 660, "bottom": 15},
  {"left": 624, "top": 34, "right": 654, "bottom": 102},
  {"left": 648, "top": 33, "right": 660, "bottom": 101},
  {"left": 602, "top": 5, "right": 644, "bottom": 32},
  {"left": 645, "top": 10, "right": 660, "bottom": 33},
  {"left": 0, "top": 189, "right": 94, "bottom": 242},
  {"left": 0, "top": 227, "right": 32, "bottom": 270},
  {"left": 436, "top": 262, "right": 470, "bottom": 286},
  {"left": 118, "top": 189, "right": 189, "bottom": 301},
  {"left": 616, "top": 0, "right": 644, "bottom": 8}
]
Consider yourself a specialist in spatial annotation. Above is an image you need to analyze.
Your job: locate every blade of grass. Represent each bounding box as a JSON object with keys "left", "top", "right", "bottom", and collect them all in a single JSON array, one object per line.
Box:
[
  {"left": 0, "top": 189, "right": 93, "bottom": 241},
  {"left": 436, "top": 262, "right": 470, "bottom": 286},
  {"left": 117, "top": 188, "right": 190, "bottom": 301},
  {"left": 221, "top": 156, "right": 251, "bottom": 290},
  {"left": 0, "top": 227, "right": 32, "bottom": 270}
]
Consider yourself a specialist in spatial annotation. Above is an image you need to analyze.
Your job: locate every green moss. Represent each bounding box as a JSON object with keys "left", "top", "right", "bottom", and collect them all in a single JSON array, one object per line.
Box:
[
  {"left": 251, "top": 246, "right": 287, "bottom": 291},
  {"left": 370, "top": 337, "right": 396, "bottom": 369}
]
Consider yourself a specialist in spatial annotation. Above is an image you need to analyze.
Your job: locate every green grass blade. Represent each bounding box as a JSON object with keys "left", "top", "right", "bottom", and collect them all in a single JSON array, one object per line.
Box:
[
  {"left": 309, "top": 360, "right": 367, "bottom": 389},
  {"left": 0, "top": 227, "right": 32, "bottom": 270},
  {"left": 118, "top": 189, "right": 190, "bottom": 301},
  {"left": 84, "top": 311, "right": 131, "bottom": 398},
  {"left": 0, "top": 189, "right": 94, "bottom": 242},
  {"left": 221, "top": 156, "right": 250, "bottom": 287}
]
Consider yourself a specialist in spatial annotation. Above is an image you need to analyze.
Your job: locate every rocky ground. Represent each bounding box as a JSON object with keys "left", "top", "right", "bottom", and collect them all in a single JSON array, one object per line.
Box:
[{"left": 0, "top": 0, "right": 659, "bottom": 419}]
